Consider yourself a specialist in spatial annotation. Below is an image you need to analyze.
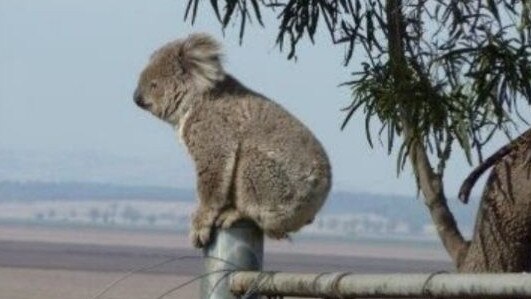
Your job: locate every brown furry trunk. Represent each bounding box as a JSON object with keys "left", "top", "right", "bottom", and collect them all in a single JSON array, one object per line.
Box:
[{"left": 458, "top": 141, "right": 531, "bottom": 272}]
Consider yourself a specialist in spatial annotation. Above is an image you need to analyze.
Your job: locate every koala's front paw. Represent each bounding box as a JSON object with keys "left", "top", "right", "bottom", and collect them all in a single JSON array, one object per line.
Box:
[
  {"left": 189, "top": 225, "right": 213, "bottom": 248},
  {"left": 190, "top": 208, "right": 217, "bottom": 248},
  {"left": 215, "top": 209, "right": 245, "bottom": 229}
]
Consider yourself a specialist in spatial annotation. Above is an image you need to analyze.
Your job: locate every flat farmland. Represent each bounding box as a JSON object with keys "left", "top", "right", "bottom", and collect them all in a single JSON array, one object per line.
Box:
[{"left": 0, "top": 224, "right": 452, "bottom": 299}]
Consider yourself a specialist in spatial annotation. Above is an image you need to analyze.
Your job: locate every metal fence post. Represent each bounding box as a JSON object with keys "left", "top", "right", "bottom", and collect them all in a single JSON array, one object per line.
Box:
[{"left": 201, "top": 220, "right": 264, "bottom": 299}]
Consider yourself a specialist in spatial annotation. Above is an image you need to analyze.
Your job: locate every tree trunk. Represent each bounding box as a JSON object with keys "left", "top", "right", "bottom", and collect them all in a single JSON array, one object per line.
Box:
[{"left": 385, "top": 0, "right": 468, "bottom": 267}]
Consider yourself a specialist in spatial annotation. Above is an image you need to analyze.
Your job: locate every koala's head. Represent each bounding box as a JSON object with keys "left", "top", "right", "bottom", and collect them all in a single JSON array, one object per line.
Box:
[{"left": 133, "top": 33, "right": 224, "bottom": 122}]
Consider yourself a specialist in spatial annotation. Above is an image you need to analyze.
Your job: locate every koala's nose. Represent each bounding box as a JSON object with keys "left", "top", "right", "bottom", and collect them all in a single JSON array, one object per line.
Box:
[{"left": 133, "top": 88, "right": 143, "bottom": 105}]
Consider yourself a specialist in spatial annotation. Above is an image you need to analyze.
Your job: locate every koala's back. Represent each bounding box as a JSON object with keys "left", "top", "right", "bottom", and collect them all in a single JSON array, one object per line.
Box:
[
  {"left": 181, "top": 75, "right": 331, "bottom": 236},
  {"left": 215, "top": 76, "right": 327, "bottom": 176},
  {"left": 184, "top": 75, "right": 330, "bottom": 173}
]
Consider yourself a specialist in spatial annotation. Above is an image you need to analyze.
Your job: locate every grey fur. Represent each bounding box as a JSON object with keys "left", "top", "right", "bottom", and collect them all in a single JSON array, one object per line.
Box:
[{"left": 134, "top": 33, "right": 332, "bottom": 248}]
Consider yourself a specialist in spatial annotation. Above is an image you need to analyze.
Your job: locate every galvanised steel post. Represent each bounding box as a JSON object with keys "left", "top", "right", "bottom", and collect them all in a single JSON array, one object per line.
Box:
[{"left": 201, "top": 220, "right": 263, "bottom": 299}]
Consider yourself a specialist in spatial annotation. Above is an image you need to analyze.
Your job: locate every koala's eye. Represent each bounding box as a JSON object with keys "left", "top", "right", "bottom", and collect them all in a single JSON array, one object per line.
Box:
[{"left": 150, "top": 81, "right": 158, "bottom": 89}]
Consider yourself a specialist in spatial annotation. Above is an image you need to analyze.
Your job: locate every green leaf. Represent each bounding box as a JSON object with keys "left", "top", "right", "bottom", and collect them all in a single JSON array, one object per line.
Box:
[
  {"left": 223, "top": 0, "right": 238, "bottom": 28},
  {"left": 210, "top": 0, "right": 222, "bottom": 22},
  {"left": 486, "top": 0, "right": 501, "bottom": 23},
  {"left": 250, "top": 0, "right": 264, "bottom": 26}
]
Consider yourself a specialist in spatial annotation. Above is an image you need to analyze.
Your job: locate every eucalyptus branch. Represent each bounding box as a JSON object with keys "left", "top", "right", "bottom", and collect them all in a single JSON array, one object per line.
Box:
[{"left": 386, "top": 0, "right": 467, "bottom": 265}]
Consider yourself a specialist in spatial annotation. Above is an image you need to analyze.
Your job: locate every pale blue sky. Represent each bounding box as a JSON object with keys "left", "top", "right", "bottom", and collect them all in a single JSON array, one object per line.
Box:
[{"left": 0, "top": 0, "right": 510, "bottom": 196}]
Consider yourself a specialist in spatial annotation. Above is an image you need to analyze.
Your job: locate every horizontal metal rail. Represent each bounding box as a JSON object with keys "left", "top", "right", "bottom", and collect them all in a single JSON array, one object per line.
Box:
[{"left": 230, "top": 271, "right": 531, "bottom": 298}]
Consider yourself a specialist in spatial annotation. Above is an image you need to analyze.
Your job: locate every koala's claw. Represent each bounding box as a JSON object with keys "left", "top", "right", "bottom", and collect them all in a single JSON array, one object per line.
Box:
[
  {"left": 190, "top": 225, "right": 213, "bottom": 248},
  {"left": 266, "top": 230, "right": 290, "bottom": 240},
  {"left": 215, "top": 209, "right": 245, "bottom": 229},
  {"left": 190, "top": 207, "right": 219, "bottom": 248}
]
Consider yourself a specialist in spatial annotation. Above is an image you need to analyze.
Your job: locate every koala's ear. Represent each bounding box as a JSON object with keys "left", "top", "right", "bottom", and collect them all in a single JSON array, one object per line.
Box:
[{"left": 179, "top": 33, "right": 225, "bottom": 90}]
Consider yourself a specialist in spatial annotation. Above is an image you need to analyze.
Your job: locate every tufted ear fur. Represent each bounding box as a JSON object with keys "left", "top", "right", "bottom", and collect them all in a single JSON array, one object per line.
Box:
[{"left": 178, "top": 33, "right": 225, "bottom": 91}]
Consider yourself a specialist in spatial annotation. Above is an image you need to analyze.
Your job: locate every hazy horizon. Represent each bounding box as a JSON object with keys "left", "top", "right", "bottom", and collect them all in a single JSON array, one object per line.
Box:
[{"left": 0, "top": 0, "right": 517, "bottom": 196}]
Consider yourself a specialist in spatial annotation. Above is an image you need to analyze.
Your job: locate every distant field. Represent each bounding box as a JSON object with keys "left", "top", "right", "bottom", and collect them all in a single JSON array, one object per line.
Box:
[
  {"left": 0, "top": 224, "right": 452, "bottom": 299},
  {"left": 0, "top": 198, "right": 451, "bottom": 242},
  {"left": 0, "top": 181, "right": 480, "bottom": 241},
  {"left": 0, "top": 223, "right": 449, "bottom": 261}
]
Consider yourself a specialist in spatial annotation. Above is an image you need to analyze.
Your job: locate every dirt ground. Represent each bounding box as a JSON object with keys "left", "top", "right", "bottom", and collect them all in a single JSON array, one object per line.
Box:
[{"left": 0, "top": 267, "right": 196, "bottom": 299}]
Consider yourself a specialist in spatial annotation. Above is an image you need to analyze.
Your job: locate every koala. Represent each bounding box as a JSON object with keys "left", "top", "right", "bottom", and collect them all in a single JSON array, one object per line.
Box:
[{"left": 133, "top": 33, "right": 332, "bottom": 248}]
